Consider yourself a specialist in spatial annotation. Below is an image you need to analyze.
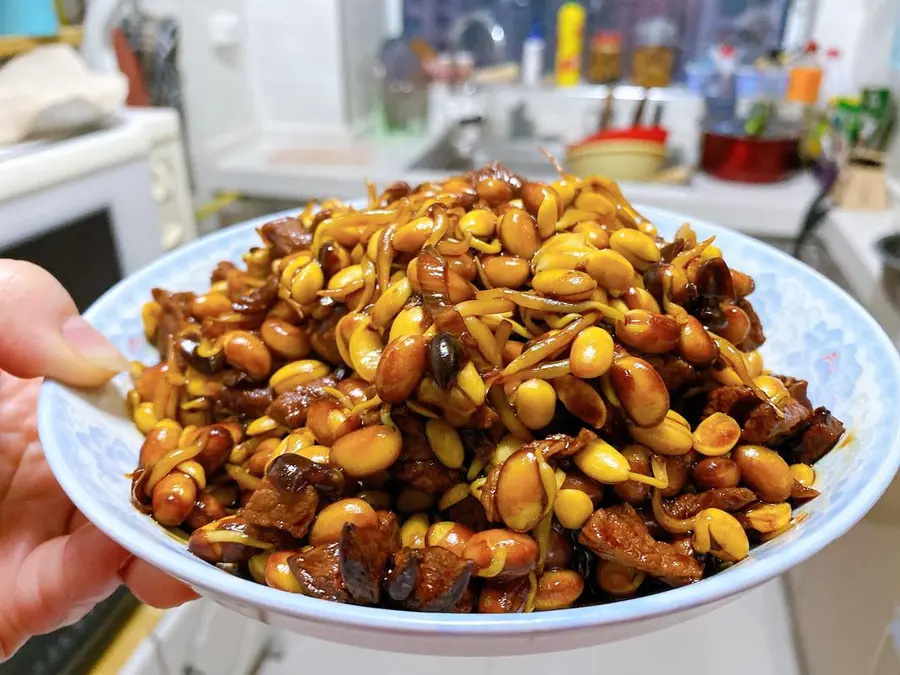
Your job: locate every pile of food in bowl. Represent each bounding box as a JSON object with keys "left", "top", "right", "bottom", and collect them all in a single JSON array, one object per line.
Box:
[{"left": 127, "top": 163, "right": 844, "bottom": 614}]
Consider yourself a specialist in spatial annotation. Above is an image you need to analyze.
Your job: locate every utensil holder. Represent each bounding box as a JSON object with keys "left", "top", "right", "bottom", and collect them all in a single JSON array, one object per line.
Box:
[{"left": 832, "top": 149, "right": 888, "bottom": 211}]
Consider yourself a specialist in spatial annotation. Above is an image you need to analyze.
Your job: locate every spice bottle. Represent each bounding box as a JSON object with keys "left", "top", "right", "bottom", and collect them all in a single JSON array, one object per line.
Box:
[
  {"left": 521, "top": 23, "right": 545, "bottom": 87},
  {"left": 786, "top": 41, "right": 823, "bottom": 106},
  {"left": 555, "top": 2, "right": 586, "bottom": 87}
]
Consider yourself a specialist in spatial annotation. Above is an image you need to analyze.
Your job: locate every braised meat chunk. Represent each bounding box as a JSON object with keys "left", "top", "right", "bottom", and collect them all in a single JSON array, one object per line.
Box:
[
  {"left": 741, "top": 396, "right": 812, "bottom": 445},
  {"left": 662, "top": 488, "right": 757, "bottom": 520},
  {"left": 704, "top": 385, "right": 812, "bottom": 446},
  {"left": 777, "top": 376, "right": 813, "bottom": 412},
  {"left": 289, "top": 543, "right": 350, "bottom": 602},
  {"left": 231, "top": 276, "right": 278, "bottom": 315},
  {"left": 218, "top": 385, "right": 274, "bottom": 419},
  {"left": 151, "top": 289, "right": 195, "bottom": 356},
  {"left": 703, "top": 386, "right": 762, "bottom": 422},
  {"left": 266, "top": 375, "right": 338, "bottom": 428},
  {"left": 579, "top": 504, "right": 703, "bottom": 583},
  {"left": 240, "top": 480, "right": 317, "bottom": 539},
  {"left": 261, "top": 216, "right": 314, "bottom": 258},
  {"left": 339, "top": 521, "right": 398, "bottom": 605},
  {"left": 386, "top": 546, "right": 474, "bottom": 611},
  {"left": 240, "top": 455, "right": 325, "bottom": 538},
  {"left": 794, "top": 407, "right": 845, "bottom": 465},
  {"left": 393, "top": 459, "right": 461, "bottom": 495}
]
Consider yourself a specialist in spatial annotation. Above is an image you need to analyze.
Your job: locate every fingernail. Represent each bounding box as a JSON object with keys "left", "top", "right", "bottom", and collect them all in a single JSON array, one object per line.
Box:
[{"left": 61, "top": 316, "right": 129, "bottom": 373}]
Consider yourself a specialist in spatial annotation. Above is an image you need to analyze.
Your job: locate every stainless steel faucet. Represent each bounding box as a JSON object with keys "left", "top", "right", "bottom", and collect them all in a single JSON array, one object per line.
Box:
[
  {"left": 443, "top": 11, "right": 506, "bottom": 149},
  {"left": 448, "top": 10, "right": 507, "bottom": 69}
]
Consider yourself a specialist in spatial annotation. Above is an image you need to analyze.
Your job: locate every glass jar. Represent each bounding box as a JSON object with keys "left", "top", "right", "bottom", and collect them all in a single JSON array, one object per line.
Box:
[
  {"left": 632, "top": 45, "right": 674, "bottom": 87},
  {"left": 631, "top": 16, "right": 678, "bottom": 88},
  {"left": 587, "top": 31, "right": 622, "bottom": 84}
]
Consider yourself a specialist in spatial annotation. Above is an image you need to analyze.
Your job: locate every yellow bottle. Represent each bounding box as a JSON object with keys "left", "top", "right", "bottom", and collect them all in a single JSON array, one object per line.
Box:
[{"left": 555, "top": 2, "right": 586, "bottom": 87}]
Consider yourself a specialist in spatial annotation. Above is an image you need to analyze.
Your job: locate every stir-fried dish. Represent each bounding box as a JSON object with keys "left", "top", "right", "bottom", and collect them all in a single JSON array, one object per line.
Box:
[{"left": 128, "top": 163, "right": 844, "bottom": 613}]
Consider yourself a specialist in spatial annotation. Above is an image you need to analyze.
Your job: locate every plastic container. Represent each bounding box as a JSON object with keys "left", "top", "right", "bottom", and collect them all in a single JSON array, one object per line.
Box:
[
  {"left": 820, "top": 47, "right": 844, "bottom": 102},
  {"left": 735, "top": 66, "right": 789, "bottom": 101},
  {"left": 521, "top": 24, "right": 545, "bottom": 87},
  {"left": 786, "top": 65, "right": 823, "bottom": 105},
  {"left": 0, "top": 0, "right": 59, "bottom": 37},
  {"left": 786, "top": 42, "right": 823, "bottom": 105},
  {"left": 685, "top": 61, "right": 714, "bottom": 95},
  {"left": 709, "top": 44, "right": 738, "bottom": 97}
]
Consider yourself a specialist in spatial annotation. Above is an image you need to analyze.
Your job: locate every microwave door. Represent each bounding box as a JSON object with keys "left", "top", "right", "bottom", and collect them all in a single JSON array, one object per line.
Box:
[{"left": 2, "top": 210, "right": 123, "bottom": 313}]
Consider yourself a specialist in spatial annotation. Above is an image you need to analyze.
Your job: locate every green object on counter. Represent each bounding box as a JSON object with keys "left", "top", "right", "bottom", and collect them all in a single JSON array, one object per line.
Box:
[
  {"left": 373, "top": 107, "right": 429, "bottom": 139},
  {"left": 862, "top": 87, "right": 891, "bottom": 119},
  {"left": 743, "top": 101, "right": 774, "bottom": 136},
  {"left": 860, "top": 88, "right": 896, "bottom": 151},
  {"left": 832, "top": 97, "right": 862, "bottom": 147}
]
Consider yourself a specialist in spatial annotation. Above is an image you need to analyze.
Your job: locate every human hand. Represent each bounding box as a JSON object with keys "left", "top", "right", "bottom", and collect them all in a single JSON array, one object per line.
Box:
[{"left": 0, "top": 260, "right": 197, "bottom": 660}]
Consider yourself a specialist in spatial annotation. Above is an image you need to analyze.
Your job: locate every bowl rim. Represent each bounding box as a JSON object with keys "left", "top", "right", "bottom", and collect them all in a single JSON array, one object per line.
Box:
[{"left": 38, "top": 204, "right": 900, "bottom": 637}]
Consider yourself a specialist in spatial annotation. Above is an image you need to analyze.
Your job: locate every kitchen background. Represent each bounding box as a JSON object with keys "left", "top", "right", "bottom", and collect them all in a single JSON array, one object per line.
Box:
[{"left": 0, "top": 0, "right": 898, "bottom": 673}]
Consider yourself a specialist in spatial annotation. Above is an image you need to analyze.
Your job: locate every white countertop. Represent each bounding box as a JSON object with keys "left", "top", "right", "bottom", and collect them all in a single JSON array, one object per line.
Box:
[
  {"left": 820, "top": 207, "right": 900, "bottom": 344},
  {"left": 0, "top": 107, "right": 181, "bottom": 203},
  {"left": 208, "top": 130, "right": 821, "bottom": 241}
]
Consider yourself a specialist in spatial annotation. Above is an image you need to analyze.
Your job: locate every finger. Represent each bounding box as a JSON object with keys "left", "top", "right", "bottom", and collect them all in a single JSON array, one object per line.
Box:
[
  {"left": 0, "top": 260, "right": 128, "bottom": 387},
  {"left": 66, "top": 510, "right": 90, "bottom": 533},
  {"left": 11, "top": 523, "right": 131, "bottom": 643},
  {"left": 120, "top": 558, "right": 199, "bottom": 608}
]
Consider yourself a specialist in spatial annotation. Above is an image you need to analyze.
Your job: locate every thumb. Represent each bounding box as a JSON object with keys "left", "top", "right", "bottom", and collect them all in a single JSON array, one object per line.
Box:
[{"left": 0, "top": 260, "right": 128, "bottom": 387}]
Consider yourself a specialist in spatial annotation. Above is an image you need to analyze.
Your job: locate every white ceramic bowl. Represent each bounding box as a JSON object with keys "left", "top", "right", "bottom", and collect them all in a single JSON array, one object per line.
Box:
[{"left": 38, "top": 206, "right": 900, "bottom": 656}]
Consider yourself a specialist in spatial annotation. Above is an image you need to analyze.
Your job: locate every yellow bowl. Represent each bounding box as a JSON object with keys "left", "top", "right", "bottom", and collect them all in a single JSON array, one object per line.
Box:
[{"left": 566, "top": 139, "right": 667, "bottom": 181}]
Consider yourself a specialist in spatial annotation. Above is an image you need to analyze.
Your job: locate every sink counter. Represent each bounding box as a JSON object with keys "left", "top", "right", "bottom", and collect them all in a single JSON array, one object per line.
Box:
[
  {"left": 207, "top": 131, "right": 449, "bottom": 204},
  {"left": 207, "top": 131, "right": 821, "bottom": 241}
]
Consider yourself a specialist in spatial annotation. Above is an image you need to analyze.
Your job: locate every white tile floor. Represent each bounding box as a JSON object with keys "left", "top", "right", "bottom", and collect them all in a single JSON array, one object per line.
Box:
[{"left": 256, "top": 580, "right": 800, "bottom": 675}]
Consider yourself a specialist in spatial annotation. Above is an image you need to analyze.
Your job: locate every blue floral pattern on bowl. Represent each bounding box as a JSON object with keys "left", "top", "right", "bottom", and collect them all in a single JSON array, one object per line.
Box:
[{"left": 36, "top": 205, "right": 900, "bottom": 653}]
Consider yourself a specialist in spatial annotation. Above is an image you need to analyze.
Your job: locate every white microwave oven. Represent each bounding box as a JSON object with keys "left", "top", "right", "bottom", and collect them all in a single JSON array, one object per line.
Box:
[{"left": 0, "top": 109, "right": 196, "bottom": 311}]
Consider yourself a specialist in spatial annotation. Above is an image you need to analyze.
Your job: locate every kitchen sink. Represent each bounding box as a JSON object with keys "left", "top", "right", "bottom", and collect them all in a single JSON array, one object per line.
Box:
[
  {"left": 757, "top": 234, "right": 851, "bottom": 294},
  {"left": 408, "top": 132, "right": 564, "bottom": 179}
]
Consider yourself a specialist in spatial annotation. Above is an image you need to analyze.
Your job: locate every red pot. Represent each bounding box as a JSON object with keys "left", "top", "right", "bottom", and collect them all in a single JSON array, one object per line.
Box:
[{"left": 701, "top": 130, "right": 800, "bottom": 183}]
